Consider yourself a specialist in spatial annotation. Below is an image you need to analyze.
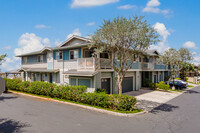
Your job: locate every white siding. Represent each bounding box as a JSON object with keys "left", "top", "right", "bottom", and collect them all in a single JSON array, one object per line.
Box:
[{"left": 22, "top": 63, "right": 47, "bottom": 69}]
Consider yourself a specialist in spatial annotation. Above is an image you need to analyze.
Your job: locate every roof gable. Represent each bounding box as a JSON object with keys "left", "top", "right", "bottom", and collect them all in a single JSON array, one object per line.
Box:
[{"left": 59, "top": 35, "right": 91, "bottom": 47}]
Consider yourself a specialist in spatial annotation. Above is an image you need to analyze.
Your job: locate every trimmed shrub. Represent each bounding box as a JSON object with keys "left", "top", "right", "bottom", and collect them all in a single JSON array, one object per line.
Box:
[
  {"left": 5, "top": 78, "right": 22, "bottom": 90},
  {"left": 175, "top": 78, "right": 181, "bottom": 80},
  {"left": 95, "top": 88, "right": 107, "bottom": 93},
  {"left": 156, "top": 81, "right": 170, "bottom": 90},
  {"left": 5, "top": 79, "right": 137, "bottom": 112},
  {"left": 149, "top": 82, "right": 157, "bottom": 90}
]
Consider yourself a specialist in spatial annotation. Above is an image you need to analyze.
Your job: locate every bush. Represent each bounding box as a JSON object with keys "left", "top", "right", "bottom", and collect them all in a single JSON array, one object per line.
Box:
[
  {"left": 95, "top": 88, "right": 107, "bottom": 93},
  {"left": 149, "top": 82, "right": 157, "bottom": 90},
  {"left": 156, "top": 81, "right": 170, "bottom": 90},
  {"left": 175, "top": 78, "right": 181, "bottom": 80},
  {"left": 5, "top": 78, "right": 22, "bottom": 90},
  {"left": 5, "top": 79, "right": 137, "bottom": 112},
  {"left": 185, "top": 77, "right": 188, "bottom": 82}
]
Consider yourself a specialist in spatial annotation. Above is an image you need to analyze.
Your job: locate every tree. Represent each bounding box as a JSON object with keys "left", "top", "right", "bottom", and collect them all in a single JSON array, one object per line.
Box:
[
  {"left": 0, "top": 54, "right": 7, "bottom": 65},
  {"left": 91, "top": 16, "right": 158, "bottom": 94},
  {"left": 178, "top": 48, "right": 193, "bottom": 79},
  {"left": 159, "top": 48, "right": 193, "bottom": 83}
]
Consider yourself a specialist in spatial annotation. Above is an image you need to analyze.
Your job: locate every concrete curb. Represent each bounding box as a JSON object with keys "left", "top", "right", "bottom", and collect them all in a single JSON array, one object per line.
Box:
[{"left": 8, "top": 91, "right": 147, "bottom": 117}]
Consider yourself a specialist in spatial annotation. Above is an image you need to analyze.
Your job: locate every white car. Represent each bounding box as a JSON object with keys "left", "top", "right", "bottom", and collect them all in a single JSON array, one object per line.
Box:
[{"left": 197, "top": 77, "right": 200, "bottom": 81}]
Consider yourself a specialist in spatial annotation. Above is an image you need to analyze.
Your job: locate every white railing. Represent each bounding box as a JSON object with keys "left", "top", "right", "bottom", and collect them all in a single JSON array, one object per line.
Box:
[
  {"left": 77, "top": 58, "right": 112, "bottom": 70},
  {"left": 100, "top": 58, "right": 112, "bottom": 69},
  {"left": 141, "top": 62, "right": 154, "bottom": 70},
  {"left": 77, "top": 58, "right": 95, "bottom": 70}
]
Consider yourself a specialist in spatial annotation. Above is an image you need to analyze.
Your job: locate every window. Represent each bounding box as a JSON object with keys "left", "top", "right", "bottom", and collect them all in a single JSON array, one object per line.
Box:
[
  {"left": 22, "top": 57, "right": 27, "bottom": 64},
  {"left": 70, "top": 50, "right": 78, "bottom": 60},
  {"left": 84, "top": 50, "right": 94, "bottom": 58},
  {"left": 37, "top": 55, "right": 43, "bottom": 62},
  {"left": 139, "top": 57, "right": 142, "bottom": 62},
  {"left": 56, "top": 51, "right": 63, "bottom": 60},
  {"left": 100, "top": 52, "right": 109, "bottom": 59},
  {"left": 133, "top": 55, "right": 136, "bottom": 61}
]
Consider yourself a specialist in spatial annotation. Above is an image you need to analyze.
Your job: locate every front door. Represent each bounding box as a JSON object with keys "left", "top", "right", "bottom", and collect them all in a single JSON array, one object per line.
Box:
[
  {"left": 50, "top": 73, "right": 53, "bottom": 83},
  {"left": 101, "top": 78, "right": 111, "bottom": 94},
  {"left": 154, "top": 75, "right": 157, "bottom": 83}
]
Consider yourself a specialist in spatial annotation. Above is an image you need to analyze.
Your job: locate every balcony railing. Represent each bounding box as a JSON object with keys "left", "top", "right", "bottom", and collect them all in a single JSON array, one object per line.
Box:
[
  {"left": 77, "top": 58, "right": 112, "bottom": 70},
  {"left": 141, "top": 62, "right": 154, "bottom": 70},
  {"left": 77, "top": 58, "right": 168, "bottom": 71}
]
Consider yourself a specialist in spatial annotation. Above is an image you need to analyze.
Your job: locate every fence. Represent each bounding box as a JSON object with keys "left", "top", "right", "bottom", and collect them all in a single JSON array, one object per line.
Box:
[{"left": 0, "top": 77, "right": 5, "bottom": 95}]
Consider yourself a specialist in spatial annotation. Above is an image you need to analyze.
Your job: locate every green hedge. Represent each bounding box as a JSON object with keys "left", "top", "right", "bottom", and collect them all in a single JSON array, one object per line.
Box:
[
  {"left": 5, "top": 79, "right": 137, "bottom": 111},
  {"left": 156, "top": 81, "right": 170, "bottom": 90}
]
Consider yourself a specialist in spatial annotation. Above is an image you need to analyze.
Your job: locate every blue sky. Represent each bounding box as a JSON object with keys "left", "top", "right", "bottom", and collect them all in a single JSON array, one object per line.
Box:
[{"left": 0, "top": 0, "right": 199, "bottom": 71}]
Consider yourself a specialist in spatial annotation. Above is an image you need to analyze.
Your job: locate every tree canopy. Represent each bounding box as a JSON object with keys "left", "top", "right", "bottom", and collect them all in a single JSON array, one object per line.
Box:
[
  {"left": 159, "top": 48, "right": 193, "bottom": 81},
  {"left": 91, "top": 16, "right": 158, "bottom": 94},
  {"left": 0, "top": 54, "right": 7, "bottom": 65}
]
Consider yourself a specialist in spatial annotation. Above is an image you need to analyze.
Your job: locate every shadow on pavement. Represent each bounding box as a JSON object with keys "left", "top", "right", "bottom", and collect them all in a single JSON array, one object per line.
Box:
[
  {"left": 150, "top": 104, "right": 179, "bottom": 114},
  {"left": 0, "top": 94, "right": 18, "bottom": 102},
  {"left": 0, "top": 118, "right": 31, "bottom": 133},
  {"left": 184, "top": 90, "right": 200, "bottom": 94}
]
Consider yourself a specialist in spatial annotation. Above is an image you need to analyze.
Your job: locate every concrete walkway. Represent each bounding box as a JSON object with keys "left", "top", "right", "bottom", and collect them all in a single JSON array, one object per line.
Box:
[{"left": 126, "top": 90, "right": 182, "bottom": 103}]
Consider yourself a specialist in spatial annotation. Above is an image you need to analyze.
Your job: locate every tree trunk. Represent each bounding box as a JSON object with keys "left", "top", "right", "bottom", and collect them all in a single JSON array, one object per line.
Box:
[
  {"left": 168, "top": 76, "right": 172, "bottom": 85},
  {"left": 117, "top": 74, "right": 123, "bottom": 95}
]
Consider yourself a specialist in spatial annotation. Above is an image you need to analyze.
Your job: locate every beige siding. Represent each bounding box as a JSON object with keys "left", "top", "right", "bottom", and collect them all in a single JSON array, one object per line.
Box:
[
  {"left": 22, "top": 63, "right": 47, "bottom": 69},
  {"left": 62, "top": 39, "right": 86, "bottom": 47}
]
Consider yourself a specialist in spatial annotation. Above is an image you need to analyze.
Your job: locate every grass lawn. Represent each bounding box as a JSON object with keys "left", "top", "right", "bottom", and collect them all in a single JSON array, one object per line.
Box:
[
  {"left": 188, "top": 85, "right": 194, "bottom": 88},
  {"left": 8, "top": 89, "right": 142, "bottom": 114}
]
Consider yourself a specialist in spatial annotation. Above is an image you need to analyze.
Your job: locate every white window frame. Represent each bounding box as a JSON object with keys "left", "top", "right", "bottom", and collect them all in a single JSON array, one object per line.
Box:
[
  {"left": 69, "top": 50, "right": 78, "bottom": 60},
  {"left": 56, "top": 51, "right": 63, "bottom": 60}
]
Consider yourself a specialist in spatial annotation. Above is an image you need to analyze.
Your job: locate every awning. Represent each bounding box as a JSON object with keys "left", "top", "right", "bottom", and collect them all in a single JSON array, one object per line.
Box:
[
  {"left": 63, "top": 69, "right": 97, "bottom": 77},
  {"left": 18, "top": 68, "right": 59, "bottom": 73}
]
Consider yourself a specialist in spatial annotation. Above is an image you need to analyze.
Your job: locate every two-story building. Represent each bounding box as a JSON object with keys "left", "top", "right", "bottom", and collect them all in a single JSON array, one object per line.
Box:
[{"left": 17, "top": 35, "right": 169, "bottom": 94}]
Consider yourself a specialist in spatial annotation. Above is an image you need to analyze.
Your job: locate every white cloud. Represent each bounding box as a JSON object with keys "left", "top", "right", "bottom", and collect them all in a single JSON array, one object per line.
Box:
[
  {"left": 54, "top": 39, "right": 62, "bottom": 46},
  {"left": 67, "top": 28, "right": 82, "bottom": 39},
  {"left": 14, "top": 33, "right": 51, "bottom": 56},
  {"left": 150, "top": 22, "right": 171, "bottom": 53},
  {"left": 143, "top": 6, "right": 160, "bottom": 13},
  {"left": 35, "top": 24, "right": 51, "bottom": 29},
  {"left": 1, "top": 33, "right": 52, "bottom": 72},
  {"left": 192, "top": 55, "right": 200, "bottom": 65},
  {"left": 153, "top": 22, "right": 170, "bottom": 41},
  {"left": 142, "top": 0, "right": 170, "bottom": 15},
  {"left": 87, "top": 22, "right": 95, "bottom": 26},
  {"left": 117, "top": 4, "right": 137, "bottom": 10},
  {"left": 0, "top": 57, "right": 20, "bottom": 72},
  {"left": 150, "top": 42, "right": 170, "bottom": 53},
  {"left": 183, "top": 41, "right": 198, "bottom": 49},
  {"left": 71, "top": 0, "right": 119, "bottom": 8},
  {"left": 2, "top": 46, "right": 12, "bottom": 50},
  {"left": 147, "top": 0, "right": 160, "bottom": 7}
]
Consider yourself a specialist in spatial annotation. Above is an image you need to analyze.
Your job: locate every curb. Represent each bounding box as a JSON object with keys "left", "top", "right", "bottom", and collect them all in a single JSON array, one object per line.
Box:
[{"left": 8, "top": 91, "right": 147, "bottom": 117}]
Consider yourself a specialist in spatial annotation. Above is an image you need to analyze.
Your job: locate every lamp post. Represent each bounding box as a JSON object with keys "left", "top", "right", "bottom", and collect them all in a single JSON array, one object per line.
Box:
[{"left": 172, "top": 77, "right": 175, "bottom": 90}]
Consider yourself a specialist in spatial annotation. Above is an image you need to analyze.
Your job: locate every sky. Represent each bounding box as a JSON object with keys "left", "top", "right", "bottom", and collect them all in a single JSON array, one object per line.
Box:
[{"left": 0, "top": 0, "right": 199, "bottom": 72}]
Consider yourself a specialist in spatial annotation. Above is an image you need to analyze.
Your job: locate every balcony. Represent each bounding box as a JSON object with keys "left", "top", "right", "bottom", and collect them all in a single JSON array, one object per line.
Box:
[
  {"left": 77, "top": 58, "right": 112, "bottom": 70},
  {"left": 141, "top": 62, "right": 154, "bottom": 70},
  {"left": 154, "top": 63, "right": 167, "bottom": 70}
]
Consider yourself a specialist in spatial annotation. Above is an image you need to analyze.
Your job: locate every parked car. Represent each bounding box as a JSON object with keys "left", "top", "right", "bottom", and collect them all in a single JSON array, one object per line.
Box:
[
  {"left": 165, "top": 80, "right": 188, "bottom": 90},
  {"left": 197, "top": 76, "right": 200, "bottom": 81}
]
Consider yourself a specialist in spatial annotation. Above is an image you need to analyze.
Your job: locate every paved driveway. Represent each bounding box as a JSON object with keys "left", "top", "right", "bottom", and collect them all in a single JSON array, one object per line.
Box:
[
  {"left": 125, "top": 89, "right": 182, "bottom": 103},
  {"left": 1, "top": 86, "right": 200, "bottom": 133}
]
